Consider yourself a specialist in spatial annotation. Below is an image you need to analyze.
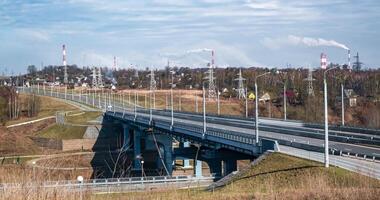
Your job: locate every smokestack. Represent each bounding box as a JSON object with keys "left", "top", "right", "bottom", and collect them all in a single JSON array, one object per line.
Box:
[
  {"left": 320, "top": 53, "right": 327, "bottom": 69},
  {"left": 113, "top": 56, "right": 117, "bottom": 71},
  {"left": 211, "top": 50, "right": 215, "bottom": 68},
  {"left": 348, "top": 49, "right": 351, "bottom": 70},
  {"left": 62, "top": 45, "right": 67, "bottom": 66},
  {"left": 63, "top": 44, "right": 68, "bottom": 84}
]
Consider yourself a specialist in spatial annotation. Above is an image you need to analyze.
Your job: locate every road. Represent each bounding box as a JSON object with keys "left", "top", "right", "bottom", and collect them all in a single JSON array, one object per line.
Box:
[{"left": 21, "top": 88, "right": 380, "bottom": 179}]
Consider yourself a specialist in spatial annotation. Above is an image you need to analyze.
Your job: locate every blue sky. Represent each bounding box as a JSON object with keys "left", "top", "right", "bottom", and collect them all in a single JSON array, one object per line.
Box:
[{"left": 0, "top": 0, "right": 379, "bottom": 74}]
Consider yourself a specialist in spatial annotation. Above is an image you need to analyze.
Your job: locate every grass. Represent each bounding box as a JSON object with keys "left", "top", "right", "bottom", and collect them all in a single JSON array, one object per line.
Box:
[
  {"left": 37, "top": 124, "right": 87, "bottom": 140},
  {"left": 65, "top": 111, "right": 102, "bottom": 125},
  {"left": 92, "top": 153, "right": 380, "bottom": 200}
]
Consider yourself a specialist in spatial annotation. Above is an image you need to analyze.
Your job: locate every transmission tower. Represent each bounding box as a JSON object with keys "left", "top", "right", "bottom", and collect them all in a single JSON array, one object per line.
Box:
[
  {"left": 63, "top": 44, "right": 68, "bottom": 84},
  {"left": 149, "top": 68, "right": 157, "bottom": 91},
  {"left": 235, "top": 68, "right": 246, "bottom": 99},
  {"left": 304, "top": 67, "right": 315, "bottom": 96},
  {"left": 353, "top": 52, "right": 362, "bottom": 72},
  {"left": 204, "top": 50, "right": 217, "bottom": 98},
  {"left": 92, "top": 67, "right": 98, "bottom": 88},
  {"left": 97, "top": 67, "right": 103, "bottom": 87}
]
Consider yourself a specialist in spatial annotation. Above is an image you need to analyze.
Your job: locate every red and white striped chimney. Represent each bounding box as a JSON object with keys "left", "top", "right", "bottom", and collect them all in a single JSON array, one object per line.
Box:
[
  {"left": 62, "top": 45, "right": 67, "bottom": 66},
  {"left": 320, "top": 53, "right": 327, "bottom": 69}
]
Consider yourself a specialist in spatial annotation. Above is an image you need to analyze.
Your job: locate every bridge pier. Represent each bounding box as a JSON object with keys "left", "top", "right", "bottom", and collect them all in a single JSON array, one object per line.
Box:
[
  {"left": 208, "top": 159, "right": 222, "bottom": 178},
  {"left": 194, "top": 160, "right": 203, "bottom": 177},
  {"left": 122, "top": 124, "right": 130, "bottom": 150},
  {"left": 223, "top": 159, "right": 237, "bottom": 175}
]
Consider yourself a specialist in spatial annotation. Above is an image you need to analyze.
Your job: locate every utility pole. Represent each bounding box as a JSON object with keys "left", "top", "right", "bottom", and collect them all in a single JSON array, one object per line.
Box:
[
  {"left": 283, "top": 84, "right": 287, "bottom": 121},
  {"left": 245, "top": 88, "right": 248, "bottom": 118},
  {"left": 341, "top": 83, "right": 345, "bottom": 126},
  {"left": 217, "top": 90, "right": 220, "bottom": 115}
]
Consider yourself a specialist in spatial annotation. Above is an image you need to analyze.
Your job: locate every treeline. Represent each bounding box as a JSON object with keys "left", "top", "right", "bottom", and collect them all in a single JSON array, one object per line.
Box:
[{"left": 0, "top": 86, "right": 41, "bottom": 125}]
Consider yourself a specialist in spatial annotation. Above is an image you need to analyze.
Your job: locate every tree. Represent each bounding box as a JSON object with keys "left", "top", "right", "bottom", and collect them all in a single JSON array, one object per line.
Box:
[{"left": 27, "top": 65, "right": 37, "bottom": 75}]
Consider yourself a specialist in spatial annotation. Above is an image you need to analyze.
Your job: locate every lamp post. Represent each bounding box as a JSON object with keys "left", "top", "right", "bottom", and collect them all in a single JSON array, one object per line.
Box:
[
  {"left": 255, "top": 72, "right": 270, "bottom": 144},
  {"left": 202, "top": 85, "right": 206, "bottom": 139},
  {"left": 283, "top": 84, "right": 287, "bottom": 120},
  {"left": 323, "top": 66, "right": 339, "bottom": 168},
  {"left": 170, "top": 71, "right": 174, "bottom": 128},
  {"left": 217, "top": 90, "right": 220, "bottom": 115},
  {"left": 134, "top": 91, "right": 137, "bottom": 120},
  {"left": 245, "top": 87, "right": 248, "bottom": 118}
]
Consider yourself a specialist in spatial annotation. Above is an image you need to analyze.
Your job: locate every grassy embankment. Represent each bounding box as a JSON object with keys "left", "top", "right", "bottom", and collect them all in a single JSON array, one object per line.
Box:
[
  {"left": 93, "top": 153, "right": 380, "bottom": 200},
  {"left": 37, "top": 111, "right": 102, "bottom": 140}
]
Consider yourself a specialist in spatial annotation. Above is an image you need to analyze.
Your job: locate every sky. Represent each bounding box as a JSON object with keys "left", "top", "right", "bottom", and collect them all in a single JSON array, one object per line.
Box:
[{"left": 0, "top": 0, "right": 379, "bottom": 74}]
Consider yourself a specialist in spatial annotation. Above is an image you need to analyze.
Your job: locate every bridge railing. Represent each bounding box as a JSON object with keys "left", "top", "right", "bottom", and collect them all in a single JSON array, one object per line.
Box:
[{"left": 0, "top": 175, "right": 214, "bottom": 189}]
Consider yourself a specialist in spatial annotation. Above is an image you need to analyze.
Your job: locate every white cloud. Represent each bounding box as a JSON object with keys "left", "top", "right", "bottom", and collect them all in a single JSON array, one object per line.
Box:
[{"left": 18, "top": 29, "right": 50, "bottom": 41}]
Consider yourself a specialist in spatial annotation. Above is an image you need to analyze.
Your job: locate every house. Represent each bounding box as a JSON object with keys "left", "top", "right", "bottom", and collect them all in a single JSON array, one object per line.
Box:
[
  {"left": 344, "top": 89, "right": 358, "bottom": 107},
  {"left": 259, "top": 93, "right": 271, "bottom": 102},
  {"left": 336, "top": 89, "right": 358, "bottom": 107}
]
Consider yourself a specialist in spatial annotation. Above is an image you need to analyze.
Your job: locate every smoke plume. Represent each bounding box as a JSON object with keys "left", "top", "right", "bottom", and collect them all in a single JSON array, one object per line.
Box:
[
  {"left": 288, "top": 35, "right": 350, "bottom": 50},
  {"left": 186, "top": 48, "right": 213, "bottom": 54}
]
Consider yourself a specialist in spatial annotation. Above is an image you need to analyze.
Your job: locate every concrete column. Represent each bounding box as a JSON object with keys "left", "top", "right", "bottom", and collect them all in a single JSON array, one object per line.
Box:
[
  {"left": 209, "top": 160, "right": 222, "bottom": 178},
  {"left": 194, "top": 160, "right": 202, "bottom": 177},
  {"left": 162, "top": 136, "right": 173, "bottom": 175},
  {"left": 223, "top": 160, "right": 237, "bottom": 176},
  {"left": 122, "top": 124, "right": 130, "bottom": 150},
  {"left": 133, "top": 129, "right": 142, "bottom": 169}
]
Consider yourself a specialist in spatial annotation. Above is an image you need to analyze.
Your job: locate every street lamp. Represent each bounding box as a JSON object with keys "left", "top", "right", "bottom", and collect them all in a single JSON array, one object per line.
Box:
[
  {"left": 323, "top": 66, "right": 339, "bottom": 168},
  {"left": 170, "top": 70, "right": 175, "bottom": 129},
  {"left": 254, "top": 72, "right": 270, "bottom": 144},
  {"left": 202, "top": 85, "right": 206, "bottom": 139}
]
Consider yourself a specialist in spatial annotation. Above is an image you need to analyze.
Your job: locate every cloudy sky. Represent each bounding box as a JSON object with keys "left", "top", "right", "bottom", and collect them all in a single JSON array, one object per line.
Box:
[{"left": 0, "top": 0, "right": 379, "bottom": 74}]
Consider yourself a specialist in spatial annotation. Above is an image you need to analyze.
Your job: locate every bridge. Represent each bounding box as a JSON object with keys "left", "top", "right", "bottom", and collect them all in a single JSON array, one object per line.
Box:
[{"left": 20, "top": 86, "right": 380, "bottom": 179}]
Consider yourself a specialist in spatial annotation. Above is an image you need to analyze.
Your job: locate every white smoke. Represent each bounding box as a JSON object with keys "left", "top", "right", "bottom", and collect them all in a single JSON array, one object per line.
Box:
[
  {"left": 186, "top": 48, "right": 213, "bottom": 54},
  {"left": 288, "top": 35, "right": 350, "bottom": 50}
]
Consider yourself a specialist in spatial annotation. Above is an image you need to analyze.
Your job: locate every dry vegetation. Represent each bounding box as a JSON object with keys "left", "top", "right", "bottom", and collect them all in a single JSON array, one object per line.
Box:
[
  {"left": 0, "top": 151, "right": 379, "bottom": 200},
  {"left": 6, "top": 94, "right": 77, "bottom": 126},
  {"left": 92, "top": 153, "right": 380, "bottom": 200}
]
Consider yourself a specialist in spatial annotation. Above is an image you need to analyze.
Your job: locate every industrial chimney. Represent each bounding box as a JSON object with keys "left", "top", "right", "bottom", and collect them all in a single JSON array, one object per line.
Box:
[{"left": 320, "top": 53, "right": 327, "bottom": 69}]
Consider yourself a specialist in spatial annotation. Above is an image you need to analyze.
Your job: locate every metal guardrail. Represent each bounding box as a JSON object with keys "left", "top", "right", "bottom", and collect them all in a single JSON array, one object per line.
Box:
[{"left": 0, "top": 175, "right": 214, "bottom": 189}]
